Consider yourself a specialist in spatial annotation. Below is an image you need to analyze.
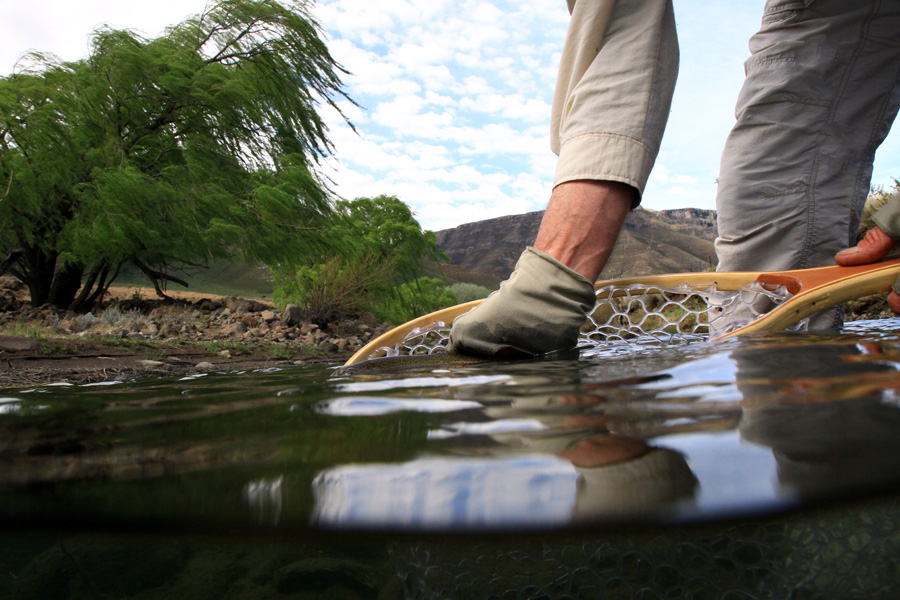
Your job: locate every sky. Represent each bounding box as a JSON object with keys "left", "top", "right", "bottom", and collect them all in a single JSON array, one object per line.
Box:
[{"left": 2, "top": 0, "right": 899, "bottom": 231}]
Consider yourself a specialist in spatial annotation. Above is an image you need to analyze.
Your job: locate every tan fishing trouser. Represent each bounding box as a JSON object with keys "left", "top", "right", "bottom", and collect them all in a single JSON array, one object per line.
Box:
[
  {"left": 551, "top": 0, "right": 678, "bottom": 198},
  {"left": 715, "top": 0, "right": 900, "bottom": 329}
]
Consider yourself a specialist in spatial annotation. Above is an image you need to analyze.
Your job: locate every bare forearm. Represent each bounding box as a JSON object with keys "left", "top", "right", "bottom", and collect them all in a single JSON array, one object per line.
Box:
[{"left": 534, "top": 180, "right": 634, "bottom": 282}]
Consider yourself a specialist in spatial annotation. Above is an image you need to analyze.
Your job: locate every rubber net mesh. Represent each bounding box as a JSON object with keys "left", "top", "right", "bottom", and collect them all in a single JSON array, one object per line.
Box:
[
  {"left": 369, "top": 280, "right": 805, "bottom": 359},
  {"left": 389, "top": 496, "right": 900, "bottom": 600}
]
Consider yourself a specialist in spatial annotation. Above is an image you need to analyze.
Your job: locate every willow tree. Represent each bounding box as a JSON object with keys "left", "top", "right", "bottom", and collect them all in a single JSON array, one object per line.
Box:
[{"left": 0, "top": 0, "right": 351, "bottom": 309}]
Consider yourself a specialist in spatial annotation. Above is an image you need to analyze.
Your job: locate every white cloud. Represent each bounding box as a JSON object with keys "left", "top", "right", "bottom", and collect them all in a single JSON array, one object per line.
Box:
[
  {"left": 4, "top": 0, "right": 899, "bottom": 232},
  {"left": 0, "top": 0, "right": 211, "bottom": 73},
  {"left": 651, "top": 165, "right": 699, "bottom": 186}
]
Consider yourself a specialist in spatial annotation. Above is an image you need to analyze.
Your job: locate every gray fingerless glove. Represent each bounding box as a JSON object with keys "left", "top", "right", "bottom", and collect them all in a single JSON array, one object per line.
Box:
[{"left": 449, "top": 247, "right": 597, "bottom": 357}]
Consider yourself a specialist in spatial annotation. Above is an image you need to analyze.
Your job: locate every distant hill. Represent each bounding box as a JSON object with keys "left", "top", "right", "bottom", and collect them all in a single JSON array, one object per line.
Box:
[
  {"left": 434, "top": 207, "right": 718, "bottom": 283},
  {"left": 110, "top": 207, "right": 717, "bottom": 298}
]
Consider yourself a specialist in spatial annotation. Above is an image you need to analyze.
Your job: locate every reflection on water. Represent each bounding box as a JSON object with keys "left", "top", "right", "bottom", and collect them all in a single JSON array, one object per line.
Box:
[
  {"left": 313, "top": 455, "right": 579, "bottom": 529},
  {"left": 3, "top": 318, "right": 900, "bottom": 597}
]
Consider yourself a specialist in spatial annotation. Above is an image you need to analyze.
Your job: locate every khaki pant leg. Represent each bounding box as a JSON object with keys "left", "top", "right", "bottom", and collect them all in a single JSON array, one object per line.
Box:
[
  {"left": 871, "top": 191, "right": 900, "bottom": 239},
  {"left": 551, "top": 0, "right": 679, "bottom": 198},
  {"left": 715, "top": 0, "right": 900, "bottom": 329}
]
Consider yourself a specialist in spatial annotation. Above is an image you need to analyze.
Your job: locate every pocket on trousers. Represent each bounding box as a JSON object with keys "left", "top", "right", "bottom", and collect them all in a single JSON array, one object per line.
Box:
[{"left": 761, "top": 0, "right": 815, "bottom": 25}]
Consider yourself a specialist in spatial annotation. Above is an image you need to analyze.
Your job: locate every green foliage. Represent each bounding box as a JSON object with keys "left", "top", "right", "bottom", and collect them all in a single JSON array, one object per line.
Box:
[
  {"left": 328, "top": 195, "right": 445, "bottom": 281},
  {"left": 273, "top": 254, "right": 391, "bottom": 323},
  {"left": 374, "top": 277, "right": 457, "bottom": 325},
  {"left": 272, "top": 194, "right": 448, "bottom": 323},
  {"left": 448, "top": 282, "right": 492, "bottom": 303},
  {"left": 0, "top": 0, "right": 351, "bottom": 309}
]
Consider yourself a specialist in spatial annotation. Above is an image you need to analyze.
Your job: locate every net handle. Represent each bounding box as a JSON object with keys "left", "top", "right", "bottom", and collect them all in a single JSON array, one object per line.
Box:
[
  {"left": 343, "top": 300, "right": 481, "bottom": 366},
  {"left": 715, "top": 256, "right": 900, "bottom": 338},
  {"left": 343, "top": 258, "right": 900, "bottom": 366}
]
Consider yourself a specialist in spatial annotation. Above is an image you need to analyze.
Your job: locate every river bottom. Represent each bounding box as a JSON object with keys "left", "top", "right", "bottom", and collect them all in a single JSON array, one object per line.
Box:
[{"left": 2, "top": 490, "right": 899, "bottom": 600}]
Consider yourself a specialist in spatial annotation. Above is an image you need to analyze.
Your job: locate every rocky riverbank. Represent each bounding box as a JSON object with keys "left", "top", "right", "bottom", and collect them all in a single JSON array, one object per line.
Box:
[
  {"left": 0, "top": 277, "right": 390, "bottom": 387},
  {"left": 0, "top": 275, "right": 894, "bottom": 388}
]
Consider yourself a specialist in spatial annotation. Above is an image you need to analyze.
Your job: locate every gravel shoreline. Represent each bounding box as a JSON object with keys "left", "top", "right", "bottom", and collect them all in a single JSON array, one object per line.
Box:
[{"left": 0, "top": 278, "right": 386, "bottom": 387}]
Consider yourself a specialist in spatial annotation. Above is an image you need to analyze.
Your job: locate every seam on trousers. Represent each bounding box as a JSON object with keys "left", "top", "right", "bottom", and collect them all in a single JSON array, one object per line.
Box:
[
  {"left": 561, "top": 131, "right": 655, "bottom": 161},
  {"left": 801, "top": 154, "right": 819, "bottom": 269},
  {"left": 763, "top": 0, "right": 816, "bottom": 23},
  {"left": 555, "top": 173, "right": 642, "bottom": 191},
  {"left": 759, "top": 184, "right": 809, "bottom": 200}
]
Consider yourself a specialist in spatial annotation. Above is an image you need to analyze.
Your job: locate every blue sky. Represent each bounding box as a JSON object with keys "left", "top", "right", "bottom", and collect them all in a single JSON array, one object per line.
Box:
[{"left": 2, "top": 0, "right": 899, "bottom": 231}]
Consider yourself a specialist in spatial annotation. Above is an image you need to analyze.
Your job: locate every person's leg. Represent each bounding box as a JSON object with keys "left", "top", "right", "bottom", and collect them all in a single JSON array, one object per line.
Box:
[
  {"left": 715, "top": 0, "right": 900, "bottom": 329},
  {"left": 449, "top": 0, "right": 679, "bottom": 356},
  {"left": 551, "top": 0, "right": 679, "bottom": 199},
  {"left": 542, "top": 0, "right": 678, "bottom": 282}
]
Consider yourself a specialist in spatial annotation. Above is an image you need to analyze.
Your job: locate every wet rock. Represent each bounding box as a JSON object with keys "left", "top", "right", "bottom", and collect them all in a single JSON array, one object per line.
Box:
[
  {"left": 318, "top": 341, "right": 339, "bottom": 354},
  {"left": 281, "top": 304, "right": 302, "bottom": 326},
  {"left": 197, "top": 299, "right": 223, "bottom": 312},
  {"left": 360, "top": 312, "right": 378, "bottom": 328},
  {"left": 160, "top": 324, "right": 181, "bottom": 338},
  {"left": 273, "top": 558, "right": 380, "bottom": 597},
  {"left": 74, "top": 313, "right": 96, "bottom": 332},
  {"left": 220, "top": 322, "right": 246, "bottom": 337},
  {"left": 226, "top": 298, "right": 272, "bottom": 314}
]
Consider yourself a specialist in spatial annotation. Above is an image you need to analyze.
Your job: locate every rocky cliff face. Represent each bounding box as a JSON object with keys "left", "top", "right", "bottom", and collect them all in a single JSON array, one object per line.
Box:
[
  {"left": 434, "top": 207, "right": 718, "bottom": 282},
  {"left": 434, "top": 212, "right": 546, "bottom": 279}
]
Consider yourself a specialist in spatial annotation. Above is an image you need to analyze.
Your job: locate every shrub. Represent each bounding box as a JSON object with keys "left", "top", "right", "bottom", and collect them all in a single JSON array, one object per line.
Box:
[
  {"left": 273, "top": 254, "right": 392, "bottom": 324},
  {"left": 448, "top": 282, "right": 492, "bottom": 303},
  {"left": 271, "top": 195, "right": 447, "bottom": 324},
  {"left": 374, "top": 278, "right": 457, "bottom": 325}
]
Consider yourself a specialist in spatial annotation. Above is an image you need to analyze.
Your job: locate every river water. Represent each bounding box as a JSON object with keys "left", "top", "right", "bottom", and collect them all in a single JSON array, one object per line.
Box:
[{"left": 3, "top": 319, "right": 900, "bottom": 598}]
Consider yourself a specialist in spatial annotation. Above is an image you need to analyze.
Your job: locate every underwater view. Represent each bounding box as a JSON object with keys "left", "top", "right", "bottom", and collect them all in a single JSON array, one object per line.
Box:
[{"left": 2, "top": 318, "right": 900, "bottom": 599}]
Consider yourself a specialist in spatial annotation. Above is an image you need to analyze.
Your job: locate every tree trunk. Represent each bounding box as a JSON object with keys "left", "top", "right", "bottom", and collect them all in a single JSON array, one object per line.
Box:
[
  {"left": 49, "top": 263, "right": 84, "bottom": 309},
  {"left": 22, "top": 247, "right": 57, "bottom": 306},
  {"left": 68, "top": 268, "right": 101, "bottom": 313},
  {"left": 70, "top": 265, "right": 117, "bottom": 312}
]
